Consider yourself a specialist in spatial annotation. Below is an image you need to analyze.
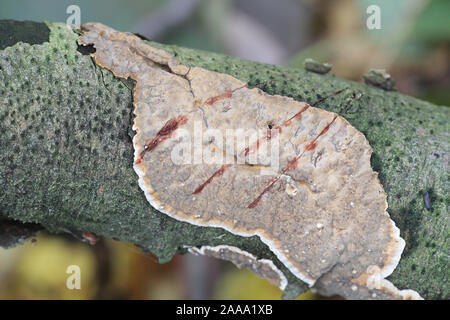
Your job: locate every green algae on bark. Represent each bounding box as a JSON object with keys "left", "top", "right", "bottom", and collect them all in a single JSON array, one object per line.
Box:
[{"left": 0, "top": 21, "right": 448, "bottom": 299}]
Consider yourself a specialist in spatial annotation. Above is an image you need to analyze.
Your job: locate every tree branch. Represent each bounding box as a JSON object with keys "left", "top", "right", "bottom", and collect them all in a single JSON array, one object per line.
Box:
[{"left": 0, "top": 20, "right": 447, "bottom": 299}]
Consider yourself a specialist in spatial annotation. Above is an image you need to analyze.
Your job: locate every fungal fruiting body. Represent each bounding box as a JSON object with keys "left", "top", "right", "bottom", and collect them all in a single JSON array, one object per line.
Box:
[
  {"left": 79, "top": 23, "right": 422, "bottom": 299},
  {"left": 189, "top": 245, "right": 288, "bottom": 290}
]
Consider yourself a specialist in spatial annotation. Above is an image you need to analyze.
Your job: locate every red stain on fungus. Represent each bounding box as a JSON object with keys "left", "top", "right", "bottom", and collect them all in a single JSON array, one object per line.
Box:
[
  {"left": 242, "top": 105, "right": 308, "bottom": 157},
  {"left": 286, "top": 158, "right": 298, "bottom": 171},
  {"left": 192, "top": 104, "right": 313, "bottom": 198},
  {"left": 319, "top": 119, "right": 334, "bottom": 136},
  {"left": 248, "top": 114, "right": 338, "bottom": 209},
  {"left": 193, "top": 164, "right": 232, "bottom": 194},
  {"left": 205, "top": 85, "right": 247, "bottom": 105},
  {"left": 282, "top": 104, "right": 309, "bottom": 127},
  {"left": 136, "top": 115, "right": 188, "bottom": 164},
  {"left": 248, "top": 177, "right": 280, "bottom": 209},
  {"left": 305, "top": 141, "right": 318, "bottom": 151}
]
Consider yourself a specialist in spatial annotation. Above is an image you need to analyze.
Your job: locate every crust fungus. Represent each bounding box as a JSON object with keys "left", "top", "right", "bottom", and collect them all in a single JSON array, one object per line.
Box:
[
  {"left": 79, "top": 23, "right": 422, "bottom": 299},
  {"left": 189, "top": 245, "right": 288, "bottom": 290}
]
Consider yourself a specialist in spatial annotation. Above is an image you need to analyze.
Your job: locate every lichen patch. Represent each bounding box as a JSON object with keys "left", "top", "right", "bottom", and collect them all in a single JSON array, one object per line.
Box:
[{"left": 79, "top": 23, "right": 422, "bottom": 299}]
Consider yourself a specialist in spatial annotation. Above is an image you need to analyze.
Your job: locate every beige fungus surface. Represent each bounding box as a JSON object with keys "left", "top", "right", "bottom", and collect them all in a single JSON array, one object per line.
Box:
[{"left": 79, "top": 23, "right": 422, "bottom": 299}]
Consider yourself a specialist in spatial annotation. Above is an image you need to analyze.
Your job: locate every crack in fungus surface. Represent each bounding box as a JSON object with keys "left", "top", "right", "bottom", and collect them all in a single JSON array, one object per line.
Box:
[{"left": 79, "top": 22, "right": 422, "bottom": 299}]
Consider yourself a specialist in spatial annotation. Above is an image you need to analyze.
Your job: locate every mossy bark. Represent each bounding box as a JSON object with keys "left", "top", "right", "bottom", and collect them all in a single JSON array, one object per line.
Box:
[{"left": 0, "top": 20, "right": 448, "bottom": 299}]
